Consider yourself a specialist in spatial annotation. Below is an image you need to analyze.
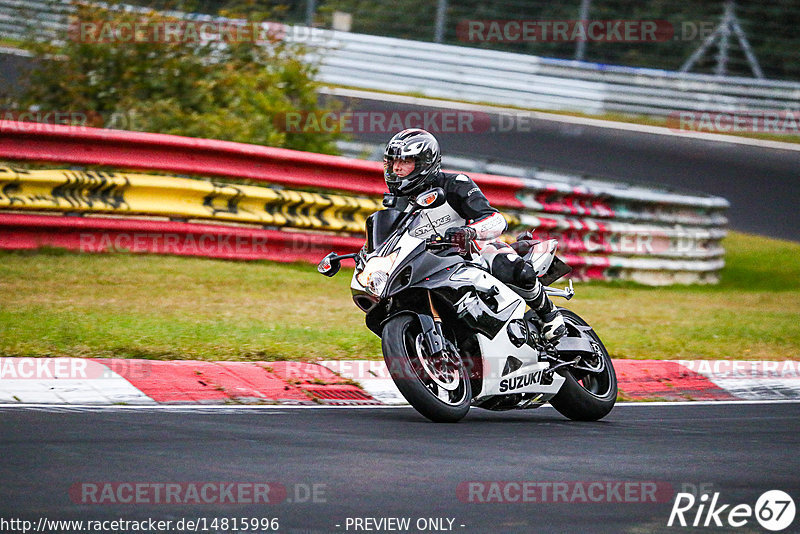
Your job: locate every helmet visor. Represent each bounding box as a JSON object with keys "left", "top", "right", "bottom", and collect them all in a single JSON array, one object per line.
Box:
[{"left": 385, "top": 156, "right": 416, "bottom": 179}]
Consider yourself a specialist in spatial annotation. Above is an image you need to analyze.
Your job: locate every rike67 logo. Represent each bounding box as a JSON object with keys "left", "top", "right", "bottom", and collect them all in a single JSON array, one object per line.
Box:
[{"left": 668, "top": 490, "right": 795, "bottom": 531}]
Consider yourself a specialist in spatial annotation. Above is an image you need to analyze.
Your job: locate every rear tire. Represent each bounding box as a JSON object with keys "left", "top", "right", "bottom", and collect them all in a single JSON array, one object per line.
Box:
[
  {"left": 549, "top": 309, "right": 617, "bottom": 421},
  {"left": 382, "top": 314, "right": 471, "bottom": 423}
]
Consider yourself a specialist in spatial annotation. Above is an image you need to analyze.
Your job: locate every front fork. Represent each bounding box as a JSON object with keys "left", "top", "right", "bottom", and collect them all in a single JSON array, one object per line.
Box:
[{"left": 419, "top": 290, "right": 447, "bottom": 357}]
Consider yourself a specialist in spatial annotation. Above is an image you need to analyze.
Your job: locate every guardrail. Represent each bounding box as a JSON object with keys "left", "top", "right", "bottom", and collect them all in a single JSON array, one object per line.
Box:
[
  {"left": 0, "top": 123, "right": 727, "bottom": 284},
  {"left": 1, "top": 0, "right": 798, "bottom": 117},
  {"left": 307, "top": 30, "right": 800, "bottom": 117},
  {"left": 0, "top": 167, "right": 382, "bottom": 233}
]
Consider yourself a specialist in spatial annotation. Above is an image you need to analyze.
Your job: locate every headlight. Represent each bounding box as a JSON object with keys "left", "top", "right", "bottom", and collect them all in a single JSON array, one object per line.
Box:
[
  {"left": 357, "top": 252, "right": 398, "bottom": 296},
  {"left": 367, "top": 271, "right": 389, "bottom": 296}
]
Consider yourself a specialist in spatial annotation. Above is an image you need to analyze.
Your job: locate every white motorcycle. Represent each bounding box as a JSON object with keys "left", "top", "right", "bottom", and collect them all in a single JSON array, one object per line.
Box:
[{"left": 318, "top": 187, "right": 616, "bottom": 423}]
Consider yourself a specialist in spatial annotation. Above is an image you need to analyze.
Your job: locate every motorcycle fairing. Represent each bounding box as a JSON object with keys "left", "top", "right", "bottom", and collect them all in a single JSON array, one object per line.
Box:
[
  {"left": 472, "top": 330, "right": 566, "bottom": 400},
  {"left": 419, "top": 264, "right": 568, "bottom": 400},
  {"left": 525, "top": 239, "right": 558, "bottom": 276}
]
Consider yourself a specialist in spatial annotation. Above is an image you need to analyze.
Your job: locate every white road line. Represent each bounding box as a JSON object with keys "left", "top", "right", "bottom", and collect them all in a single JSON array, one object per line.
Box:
[
  {"left": 320, "top": 87, "right": 800, "bottom": 152},
  {"left": 613, "top": 399, "right": 800, "bottom": 406},
  {"left": 0, "top": 403, "right": 411, "bottom": 411},
  {"left": 0, "top": 399, "right": 798, "bottom": 412}
]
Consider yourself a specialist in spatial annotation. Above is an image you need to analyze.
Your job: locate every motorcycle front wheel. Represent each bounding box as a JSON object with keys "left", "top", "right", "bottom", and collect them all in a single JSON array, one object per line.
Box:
[{"left": 382, "top": 314, "right": 471, "bottom": 423}]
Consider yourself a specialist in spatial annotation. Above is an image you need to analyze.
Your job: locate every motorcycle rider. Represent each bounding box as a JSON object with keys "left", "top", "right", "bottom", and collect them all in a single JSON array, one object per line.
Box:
[{"left": 382, "top": 128, "right": 566, "bottom": 341}]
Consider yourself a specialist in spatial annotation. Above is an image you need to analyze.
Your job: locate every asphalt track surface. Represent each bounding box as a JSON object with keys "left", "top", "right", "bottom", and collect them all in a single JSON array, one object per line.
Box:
[
  {"left": 329, "top": 95, "right": 800, "bottom": 241},
  {"left": 1, "top": 402, "right": 798, "bottom": 533}
]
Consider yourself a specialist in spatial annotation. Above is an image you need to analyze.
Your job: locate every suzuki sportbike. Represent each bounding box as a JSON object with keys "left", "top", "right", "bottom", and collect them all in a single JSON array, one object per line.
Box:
[{"left": 317, "top": 187, "right": 616, "bottom": 423}]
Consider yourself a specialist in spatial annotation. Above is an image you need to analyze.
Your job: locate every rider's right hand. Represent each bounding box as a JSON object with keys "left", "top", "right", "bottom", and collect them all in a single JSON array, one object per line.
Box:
[{"left": 444, "top": 226, "right": 477, "bottom": 254}]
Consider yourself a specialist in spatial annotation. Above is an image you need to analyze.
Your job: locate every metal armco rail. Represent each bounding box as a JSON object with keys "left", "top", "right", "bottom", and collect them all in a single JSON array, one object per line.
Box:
[
  {"left": 0, "top": 167, "right": 382, "bottom": 233},
  {"left": 307, "top": 30, "right": 800, "bottom": 117},
  {"left": 0, "top": 122, "right": 525, "bottom": 207},
  {"left": 0, "top": 124, "right": 728, "bottom": 284}
]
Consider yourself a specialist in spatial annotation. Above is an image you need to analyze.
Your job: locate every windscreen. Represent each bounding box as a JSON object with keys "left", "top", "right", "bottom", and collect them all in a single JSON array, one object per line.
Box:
[{"left": 365, "top": 209, "right": 402, "bottom": 253}]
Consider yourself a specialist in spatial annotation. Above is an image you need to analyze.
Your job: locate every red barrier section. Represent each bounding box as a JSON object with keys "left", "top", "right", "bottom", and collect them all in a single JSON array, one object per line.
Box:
[
  {"left": 98, "top": 359, "right": 310, "bottom": 403},
  {"left": 0, "top": 213, "right": 364, "bottom": 262},
  {"left": 614, "top": 360, "right": 736, "bottom": 401},
  {"left": 268, "top": 361, "right": 377, "bottom": 404},
  {"left": 96, "top": 359, "right": 377, "bottom": 404},
  {"left": 0, "top": 123, "right": 525, "bottom": 207}
]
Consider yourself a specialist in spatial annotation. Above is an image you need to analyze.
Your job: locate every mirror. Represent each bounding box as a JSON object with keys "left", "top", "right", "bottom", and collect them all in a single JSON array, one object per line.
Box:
[
  {"left": 317, "top": 252, "right": 341, "bottom": 277},
  {"left": 414, "top": 187, "right": 446, "bottom": 210}
]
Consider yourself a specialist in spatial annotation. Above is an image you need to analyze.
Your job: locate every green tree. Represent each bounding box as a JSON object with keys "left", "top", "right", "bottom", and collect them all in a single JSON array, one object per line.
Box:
[{"left": 14, "top": 1, "right": 342, "bottom": 154}]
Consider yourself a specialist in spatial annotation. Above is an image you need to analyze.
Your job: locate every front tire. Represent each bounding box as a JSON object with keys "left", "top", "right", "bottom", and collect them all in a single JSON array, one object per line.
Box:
[
  {"left": 549, "top": 309, "right": 617, "bottom": 421},
  {"left": 382, "top": 314, "right": 471, "bottom": 423}
]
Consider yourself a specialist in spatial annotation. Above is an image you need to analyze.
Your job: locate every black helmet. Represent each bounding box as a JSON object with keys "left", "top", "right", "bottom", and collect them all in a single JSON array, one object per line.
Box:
[{"left": 383, "top": 129, "right": 441, "bottom": 196}]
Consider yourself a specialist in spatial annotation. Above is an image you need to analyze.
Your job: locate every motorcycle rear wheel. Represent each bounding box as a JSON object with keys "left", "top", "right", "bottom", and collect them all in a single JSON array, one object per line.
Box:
[
  {"left": 382, "top": 314, "right": 471, "bottom": 423},
  {"left": 549, "top": 309, "right": 617, "bottom": 421}
]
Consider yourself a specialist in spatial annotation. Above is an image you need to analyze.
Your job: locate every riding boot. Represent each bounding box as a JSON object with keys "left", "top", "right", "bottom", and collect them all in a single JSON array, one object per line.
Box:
[{"left": 515, "top": 262, "right": 566, "bottom": 342}]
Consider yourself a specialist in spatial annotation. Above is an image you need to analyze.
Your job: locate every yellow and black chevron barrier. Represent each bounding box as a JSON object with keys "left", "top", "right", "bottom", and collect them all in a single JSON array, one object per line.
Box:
[{"left": 0, "top": 168, "right": 383, "bottom": 233}]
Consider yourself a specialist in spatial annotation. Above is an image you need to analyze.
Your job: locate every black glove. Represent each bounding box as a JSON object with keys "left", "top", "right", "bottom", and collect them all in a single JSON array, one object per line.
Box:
[{"left": 444, "top": 226, "right": 477, "bottom": 253}]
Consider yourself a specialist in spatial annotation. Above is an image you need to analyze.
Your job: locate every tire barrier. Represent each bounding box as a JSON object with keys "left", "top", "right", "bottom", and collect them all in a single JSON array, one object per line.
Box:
[
  {"left": 0, "top": 122, "right": 725, "bottom": 217},
  {"left": 511, "top": 175, "right": 729, "bottom": 227},
  {"left": 510, "top": 213, "right": 725, "bottom": 259},
  {"left": 0, "top": 124, "right": 728, "bottom": 284}
]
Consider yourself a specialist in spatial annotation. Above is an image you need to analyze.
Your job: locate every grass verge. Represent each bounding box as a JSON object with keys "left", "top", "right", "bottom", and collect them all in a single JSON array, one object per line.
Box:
[{"left": 0, "top": 232, "right": 798, "bottom": 361}]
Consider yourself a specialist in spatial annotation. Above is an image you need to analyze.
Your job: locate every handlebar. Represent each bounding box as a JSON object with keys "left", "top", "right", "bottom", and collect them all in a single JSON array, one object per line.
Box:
[
  {"left": 426, "top": 236, "right": 474, "bottom": 256},
  {"left": 425, "top": 236, "right": 456, "bottom": 247}
]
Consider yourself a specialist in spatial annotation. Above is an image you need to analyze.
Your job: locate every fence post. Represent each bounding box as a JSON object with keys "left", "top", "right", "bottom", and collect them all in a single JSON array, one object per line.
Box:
[
  {"left": 575, "top": 0, "right": 592, "bottom": 61},
  {"left": 434, "top": 0, "right": 448, "bottom": 43},
  {"left": 306, "top": 0, "right": 316, "bottom": 27}
]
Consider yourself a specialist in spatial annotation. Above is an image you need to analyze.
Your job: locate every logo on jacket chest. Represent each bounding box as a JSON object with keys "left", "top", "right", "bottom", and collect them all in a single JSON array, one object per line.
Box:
[{"left": 409, "top": 203, "right": 465, "bottom": 238}]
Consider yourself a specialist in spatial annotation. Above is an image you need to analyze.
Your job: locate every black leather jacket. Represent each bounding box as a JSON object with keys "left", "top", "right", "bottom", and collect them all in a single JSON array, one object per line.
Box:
[{"left": 391, "top": 171, "right": 507, "bottom": 241}]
